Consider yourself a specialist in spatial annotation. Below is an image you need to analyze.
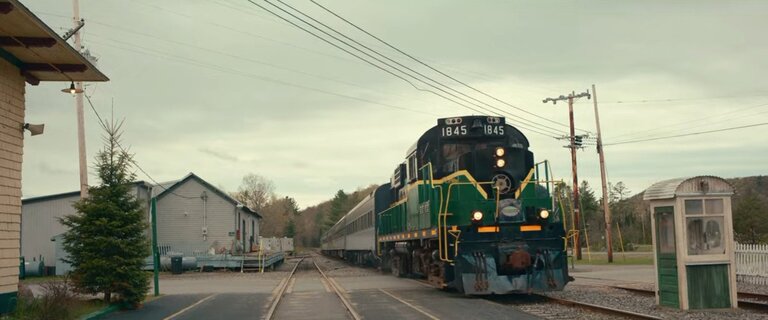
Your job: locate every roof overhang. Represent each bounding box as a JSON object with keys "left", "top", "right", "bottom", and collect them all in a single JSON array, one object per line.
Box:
[{"left": 0, "top": 0, "right": 108, "bottom": 85}]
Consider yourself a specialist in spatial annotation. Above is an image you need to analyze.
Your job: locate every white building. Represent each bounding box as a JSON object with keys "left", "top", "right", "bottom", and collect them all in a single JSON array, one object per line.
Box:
[
  {"left": 1, "top": 0, "right": 109, "bottom": 312},
  {"left": 21, "top": 173, "right": 261, "bottom": 274}
]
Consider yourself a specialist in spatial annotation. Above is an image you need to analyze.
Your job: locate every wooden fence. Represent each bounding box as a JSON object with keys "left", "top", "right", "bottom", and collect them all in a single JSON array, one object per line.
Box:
[{"left": 735, "top": 242, "right": 768, "bottom": 285}]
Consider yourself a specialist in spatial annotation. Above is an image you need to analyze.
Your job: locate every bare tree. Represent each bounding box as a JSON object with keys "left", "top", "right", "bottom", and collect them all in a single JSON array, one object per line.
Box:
[{"left": 232, "top": 173, "right": 275, "bottom": 211}]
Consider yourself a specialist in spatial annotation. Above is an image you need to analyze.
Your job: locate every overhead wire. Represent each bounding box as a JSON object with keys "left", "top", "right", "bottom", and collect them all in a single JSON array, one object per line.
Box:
[
  {"left": 82, "top": 19, "right": 439, "bottom": 107},
  {"left": 603, "top": 122, "right": 768, "bottom": 146},
  {"left": 84, "top": 35, "right": 439, "bottom": 116},
  {"left": 245, "top": 0, "right": 560, "bottom": 138},
  {"left": 307, "top": 0, "right": 584, "bottom": 133},
  {"left": 82, "top": 92, "right": 199, "bottom": 199},
  {"left": 273, "top": 0, "right": 569, "bottom": 136},
  {"left": 608, "top": 102, "right": 768, "bottom": 141}
]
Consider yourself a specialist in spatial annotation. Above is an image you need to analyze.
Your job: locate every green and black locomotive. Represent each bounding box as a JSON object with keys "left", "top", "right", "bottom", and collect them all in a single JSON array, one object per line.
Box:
[{"left": 321, "top": 115, "right": 570, "bottom": 294}]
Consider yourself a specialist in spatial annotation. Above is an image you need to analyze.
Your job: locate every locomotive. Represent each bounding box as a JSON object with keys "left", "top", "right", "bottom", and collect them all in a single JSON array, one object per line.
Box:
[{"left": 321, "top": 115, "right": 570, "bottom": 294}]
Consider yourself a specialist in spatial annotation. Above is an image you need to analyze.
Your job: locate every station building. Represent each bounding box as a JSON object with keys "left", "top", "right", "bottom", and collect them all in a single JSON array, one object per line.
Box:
[
  {"left": 0, "top": 0, "right": 109, "bottom": 312},
  {"left": 22, "top": 173, "right": 261, "bottom": 275}
]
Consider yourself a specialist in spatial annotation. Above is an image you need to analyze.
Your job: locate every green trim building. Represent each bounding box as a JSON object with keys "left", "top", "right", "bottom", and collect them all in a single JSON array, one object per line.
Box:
[{"left": 644, "top": 176, "right": 738, "bottom": 310}]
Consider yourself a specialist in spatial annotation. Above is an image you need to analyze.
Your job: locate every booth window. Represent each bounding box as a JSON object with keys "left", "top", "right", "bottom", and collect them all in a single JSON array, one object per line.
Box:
[
  {"left": 684, "top": 198, "right": 725, "bottom": 256},
  {"left": 658, "top": 211, "right": 676, "bottom": 254}
]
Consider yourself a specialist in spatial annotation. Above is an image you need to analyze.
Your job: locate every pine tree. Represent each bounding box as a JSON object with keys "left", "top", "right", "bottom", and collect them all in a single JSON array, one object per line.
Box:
[{"left": 60, "top": 120, "right": 149, "bottom": 307}]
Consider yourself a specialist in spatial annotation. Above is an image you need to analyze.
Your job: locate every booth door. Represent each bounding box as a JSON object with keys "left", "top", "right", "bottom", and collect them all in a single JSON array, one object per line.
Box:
[{"left": 655, "top": 206, "right": 679, "bottom": 308}]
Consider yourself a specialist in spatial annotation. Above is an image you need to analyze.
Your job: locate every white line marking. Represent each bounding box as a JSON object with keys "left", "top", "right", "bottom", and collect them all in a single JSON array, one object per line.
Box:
[
  {"left": 379, "top": 289, "right": 440, "bottom": 320},
  {"left": 163, "top": 294, "right": 217, "bottom": 320}
]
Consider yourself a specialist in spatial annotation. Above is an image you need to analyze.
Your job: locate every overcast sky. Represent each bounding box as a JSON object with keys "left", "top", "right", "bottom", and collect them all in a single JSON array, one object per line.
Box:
[{"left": 20, "top": 0, "right": 768, "bottom": 208}]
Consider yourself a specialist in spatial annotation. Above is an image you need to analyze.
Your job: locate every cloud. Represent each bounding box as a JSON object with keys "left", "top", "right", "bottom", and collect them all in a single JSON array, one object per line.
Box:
[{"left": 19, "top": 0, "right": 768, "bottom": 208}]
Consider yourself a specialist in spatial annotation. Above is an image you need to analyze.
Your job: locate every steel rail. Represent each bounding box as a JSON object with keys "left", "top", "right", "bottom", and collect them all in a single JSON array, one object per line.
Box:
[
  {"left": 610, "top": 285, "right": 768, "bottom": 312},
  {"left": 312, "top": 257, "right": 363, "bottom": 320},
  {"left": 537, "top": 294, "right": 663, "bottom": 320},
  {"left": 265, "top": 256, "right": 305, "bottom": 320}
]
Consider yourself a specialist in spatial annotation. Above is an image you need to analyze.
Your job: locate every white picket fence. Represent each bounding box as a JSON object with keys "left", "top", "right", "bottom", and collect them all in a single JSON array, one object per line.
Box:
[{"left": 735, "top": 242, "right": 768, "bottom": 285}]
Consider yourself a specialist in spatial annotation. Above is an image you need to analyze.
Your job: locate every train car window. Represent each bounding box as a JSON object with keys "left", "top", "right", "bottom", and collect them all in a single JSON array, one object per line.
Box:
[{"left": 407, "top": 154, "right": 417, "bottom": 182}]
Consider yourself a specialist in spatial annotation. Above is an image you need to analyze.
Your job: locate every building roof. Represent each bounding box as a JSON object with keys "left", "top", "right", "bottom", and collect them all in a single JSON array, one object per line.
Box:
[
  {"left": 0, "top": 0, "right": 108, "bottom": 84},
  {"left": 21, "top": 180, "right": 150, "bottom": 204},
  {"left": 154, "top": 173, "right": 262, "bottom": 219},
  {"left": 643, "top": 176, "right": 734, "bottom": 201}
]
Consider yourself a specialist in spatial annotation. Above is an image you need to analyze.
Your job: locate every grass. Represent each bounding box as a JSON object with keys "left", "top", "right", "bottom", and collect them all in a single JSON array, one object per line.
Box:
[
  {"left": 572, "top": 255, "right": 654, "bottom": 265},
  {"left": 70, "top": 299, "right": 107, "bottom": 319}
]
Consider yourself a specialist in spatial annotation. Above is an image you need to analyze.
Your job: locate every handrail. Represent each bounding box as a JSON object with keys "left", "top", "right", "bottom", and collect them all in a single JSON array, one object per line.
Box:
[{"left": 440, "top": 180, "right": 497, "bottom": 262}]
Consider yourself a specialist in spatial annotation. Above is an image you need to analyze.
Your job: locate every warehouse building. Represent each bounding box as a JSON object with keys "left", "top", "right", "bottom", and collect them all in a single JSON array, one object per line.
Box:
[
  {"left": 0, "top": 0, "right": 109, "bottom": 312},
  {"left": 21, "top": 173, "right": 261, "bottom": 275}
]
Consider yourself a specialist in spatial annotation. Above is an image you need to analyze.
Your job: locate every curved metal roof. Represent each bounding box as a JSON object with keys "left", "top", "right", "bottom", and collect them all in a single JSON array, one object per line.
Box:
[{"left": 643, "top": 176, "right": 733, "bottom": 201}]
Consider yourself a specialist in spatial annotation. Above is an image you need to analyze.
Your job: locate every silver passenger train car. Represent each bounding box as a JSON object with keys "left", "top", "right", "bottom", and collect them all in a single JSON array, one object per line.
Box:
[{"left": 320, "top": 185, "right": 391, "bottom": 266}]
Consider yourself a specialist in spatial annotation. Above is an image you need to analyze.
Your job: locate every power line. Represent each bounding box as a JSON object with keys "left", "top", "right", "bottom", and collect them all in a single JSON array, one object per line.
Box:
[
  {"left": 609, "top": 102, "right": 768, "bottom": 141},
  {"left": 274, "top": 0, "right": 569, "bottom": 136},
  {"left": 308, "top": 0, "right": 585, "bottom": 133},
  {"left": 82, "top": 20, "right": 439, "bottom": 107},
  {"left": 84, "top": 36, "right": 440, "bottom": 117},
  {"left": 245, "top": 0, "right": 561, "bottom": 138},
  {"left": 601, "top": 93, "right": 768, "bottom": 104},
  {"left": 603, "top": 122, "right": 768, "bottom": 146},
  {"left": 83, "top": 93, "right": 199, "bottom": 199}
]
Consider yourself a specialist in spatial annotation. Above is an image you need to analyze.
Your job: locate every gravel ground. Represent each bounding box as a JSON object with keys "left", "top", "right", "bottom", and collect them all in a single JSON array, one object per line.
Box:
[
  {"left": 739, "top": 282, "right": 768, "bottom": 296},
  {"left": 546, "top": 284, "right": 765, "bottom": 320}
]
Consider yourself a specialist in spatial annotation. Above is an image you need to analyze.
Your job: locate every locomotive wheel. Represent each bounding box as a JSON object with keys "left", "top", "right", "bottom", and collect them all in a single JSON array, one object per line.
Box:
[{"left": 391, "top": 256, "right": 402, "bottom": 277}]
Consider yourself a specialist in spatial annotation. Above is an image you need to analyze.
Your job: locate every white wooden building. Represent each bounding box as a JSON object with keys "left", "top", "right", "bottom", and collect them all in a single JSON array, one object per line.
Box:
[
  {"left": 1, "top": 0, "right": 109, "bottom": 313},
  {"left": 21, "top": 173, "right": 261, "bottom": 274}
]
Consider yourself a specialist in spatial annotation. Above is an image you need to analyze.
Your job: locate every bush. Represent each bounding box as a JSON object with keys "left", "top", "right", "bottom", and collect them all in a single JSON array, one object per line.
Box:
[{"left": 11, "top": 279, "right": 78, "bottom": 320}]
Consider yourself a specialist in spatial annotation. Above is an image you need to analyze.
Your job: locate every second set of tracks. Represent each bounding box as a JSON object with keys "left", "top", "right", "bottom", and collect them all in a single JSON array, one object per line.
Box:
[{"left": 265, "top": 255, "right": 361, "bottom": 320}]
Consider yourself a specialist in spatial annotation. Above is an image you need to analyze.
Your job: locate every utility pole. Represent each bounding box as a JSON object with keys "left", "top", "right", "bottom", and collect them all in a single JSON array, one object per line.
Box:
[
  {"left": 71, "top": 0, "right": 88, "bottom": 198},
  {"left": 592, "top": 84, "right": 613, "bottom": 263},
  {"left": 543, "top": 90, "right": 591, "bottom": 260}
]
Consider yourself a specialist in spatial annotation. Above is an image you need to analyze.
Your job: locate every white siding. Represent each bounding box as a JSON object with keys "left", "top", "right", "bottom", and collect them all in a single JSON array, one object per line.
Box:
[
  {"left": 22, "top": 185, "right": 149, "bottom": 268},
  {"left": 156, "top": 178, "right": 259, "bottom": 254},
  {"left": 21, "top": 194, "right": 78, "bottom": 265}
]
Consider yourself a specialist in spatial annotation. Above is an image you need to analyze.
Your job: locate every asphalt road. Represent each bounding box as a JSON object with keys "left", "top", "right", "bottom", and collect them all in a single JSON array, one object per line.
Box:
[
  {"left": 104, "top": 293, "right": 272, "bottom": 320},
  {"left": 102, "top": 256, "right": 543, "bottom": 320}
]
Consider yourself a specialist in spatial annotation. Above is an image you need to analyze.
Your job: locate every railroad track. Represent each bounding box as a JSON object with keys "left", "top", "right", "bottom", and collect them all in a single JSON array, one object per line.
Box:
[
  {"left": 610, "top": 285, "right": 768, "bottom": 312},
  {"left": 265, "top": 255, "right": 362, "bottom": 320},
  {"left": 538, "top": 294, "right": 662, "bottom": 320}
]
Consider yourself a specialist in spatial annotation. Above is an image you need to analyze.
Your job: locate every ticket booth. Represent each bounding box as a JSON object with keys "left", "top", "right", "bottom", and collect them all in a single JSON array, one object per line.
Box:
[{"left": 644, "top": 176, "right": 737, "bottom": 310}]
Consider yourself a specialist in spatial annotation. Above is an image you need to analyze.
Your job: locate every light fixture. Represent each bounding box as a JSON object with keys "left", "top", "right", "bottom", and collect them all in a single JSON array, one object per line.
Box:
[
  {"left": 495, "top": 147, "right": 505, "bottom": 157},
  {"left": 23, "top": 123, "right": 45, "bottom": 136},
  {"left": 471, "top": 210, "right": 483, "bottom": 222},
  {"left": 539, "top": 209, "right": 550, "bottom": 219},
  {"left": 61, "top": 81, "right": 83, "bottom": 95},
  {"left": 495, "top": 158, "right": 506, "bottom": 167}
]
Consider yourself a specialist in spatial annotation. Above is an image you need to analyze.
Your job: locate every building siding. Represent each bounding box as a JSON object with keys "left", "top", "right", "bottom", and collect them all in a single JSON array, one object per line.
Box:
[
  {"left": 156, "top": 178, "right": 259, "bottom": 254},
  {"left": 21, "top": 195, "right": 78, "bottom": 265},
  {"left": 0, "top": 58, "right": 24, "bottom": 294}
]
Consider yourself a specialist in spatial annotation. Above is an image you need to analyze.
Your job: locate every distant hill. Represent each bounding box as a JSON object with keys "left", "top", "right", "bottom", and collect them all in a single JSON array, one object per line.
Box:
[{"left": 622, "top": 175, "right": 768, "bottom": 244}]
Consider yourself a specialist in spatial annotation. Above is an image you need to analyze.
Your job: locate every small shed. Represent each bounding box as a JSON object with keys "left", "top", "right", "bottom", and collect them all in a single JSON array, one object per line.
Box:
[{"left": 644, "top": 176, "right": 737, "bottom": 310}]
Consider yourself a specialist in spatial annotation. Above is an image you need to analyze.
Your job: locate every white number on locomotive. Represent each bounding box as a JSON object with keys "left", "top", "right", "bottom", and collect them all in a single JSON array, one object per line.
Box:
[{"left": 442, "top": 125, "right": 467, "bottom": 137}]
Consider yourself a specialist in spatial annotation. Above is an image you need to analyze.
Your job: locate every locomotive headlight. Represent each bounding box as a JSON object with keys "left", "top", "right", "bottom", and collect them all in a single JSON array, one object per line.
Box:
[
  {"left": 495, "top": 147, "right": 505, "bottom": 157},
  {"left": 496, "top": 159, "right": 506, "bottom": 167},
  {"left": 539, "top": 209, "right": 550, "bottom": 219},
  {"left": 471, "top": 210, "right": 483, "bottom": 222}
]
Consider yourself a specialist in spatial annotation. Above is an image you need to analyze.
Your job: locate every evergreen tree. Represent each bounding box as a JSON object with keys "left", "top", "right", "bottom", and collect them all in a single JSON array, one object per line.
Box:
[
  {"left": 734, "top": 193, "right": 768, "bottom": 244},
  {"left": 284, "top": 219, "right": 296, "bottom": 238},
  {"left": 324, "top": 190, "right": 349, "bottom": 229},
  {"left": 60, "top": 121, "right": 149, "bottom": 307}
]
